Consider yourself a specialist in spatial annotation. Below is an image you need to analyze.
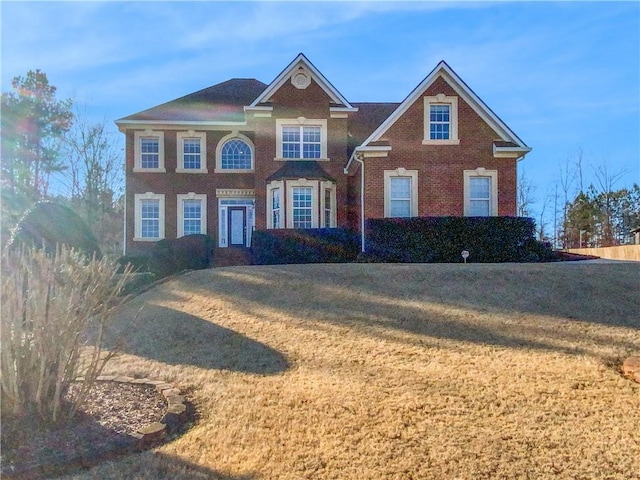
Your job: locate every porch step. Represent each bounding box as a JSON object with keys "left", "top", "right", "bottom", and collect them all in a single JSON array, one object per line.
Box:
[{"left": 213, "top": 247, "right": 253, "bottom": 268}]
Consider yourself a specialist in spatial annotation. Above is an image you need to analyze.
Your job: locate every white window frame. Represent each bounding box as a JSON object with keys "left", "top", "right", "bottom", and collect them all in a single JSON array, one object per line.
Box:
[
  {"left": 384, "top": 169, "right": 418, "bottom": 218},
  {"left": 176, "top": 131, "right": 207, "bottom": 173},
  {"left": 134, "top": 130, "right": 165, "bottom": 172},
  {"left": 267, "top": 180, "right": 284, "bottom": 229},
  {"left": 134, "top": 192, "right": 165, "bottom": 241},
  {"left": 275, "top": 118, "right": 328, "bottom": 161},
  {"left": 215, "top": 132, "right": 254, "bottom": 172},
  {"left": 464, "top": 168, "right": 498, "bottom": 216},
  {"left": 286, "top": 179, "right": 319, "bottom": 229},
  {"left": 177, "top": 193, "right": 207, "bottom": 237},
  {"left": 423, "top": 94, "right": 460, "bottom": 145},
  {"left": 320, "top": 180, "right": 337, "bottom": 228}
]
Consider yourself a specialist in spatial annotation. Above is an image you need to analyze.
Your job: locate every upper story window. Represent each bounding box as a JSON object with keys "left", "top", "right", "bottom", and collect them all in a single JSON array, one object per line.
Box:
[
  {"left": 177, "top": 131, "right": 207, "bottom": 173},
  {"left": 464, "top": 168, "right": 498, "bottom": 217},
  {"left": 134, "top": 131, "right": 165, "bottom": 172},
  {"left": 283, "top": 126, "right": 321, "bottom": 159},
  {"left": 276, "top": 118, "right": 328, "bottom": 161},
  {"left": 423, "top": 94, "right": 459, "bottom": 145},
  {"left": 215, "top": 133, "right": 254, "bottom": 172},
  {"left": 222, "top": 139, "right": 252, "bottom": 169},
  {"left": 429, "top": 104, "right": 450, "bottom": 140}
]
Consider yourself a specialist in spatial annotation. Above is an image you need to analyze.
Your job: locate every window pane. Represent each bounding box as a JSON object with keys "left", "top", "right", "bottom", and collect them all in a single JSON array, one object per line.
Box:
[
  {"left": 470, "top": 199, "right": 490, "bottom": 216},
  {"left": 271, "top": 188, "right": 281, "bottom": 228},
  {"left": 390, "top": 200, "right": 411, "bottom": 217},
  {"left": 429, "top": 104, "right": 451, "bottom": 140},
  {"left": 293, "top": 186, "right": 313, "bottom": 229},
  {"left": 470, "top": 177, "right": 490, "bottom": 199},
  {"left": 183, "top": 199, "right": 201, "bottom": 235},
  {"left": 141, "top": 199, "right": 159, "bottom": 238},
  {"left": 324, "top": 188, "right": 332, "bottom": 227},
  {"left": 183, "top": 138, "right": 201, "bottom": 169},
  {"left": 141, "top": 138, "right": 159, "bottom": 168},
  {"left": 390, "top": 177, "right": 411, "bottom": 199},
  {"left": 221, "top": 139, "right": 252, "bottom": 169}
]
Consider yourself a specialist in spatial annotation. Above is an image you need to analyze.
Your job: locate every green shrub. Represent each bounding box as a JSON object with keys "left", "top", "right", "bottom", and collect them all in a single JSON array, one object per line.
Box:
[
  {"left": 365, "top": 217, "right": 556, "bottom": 263},
  {"left": 149, "top": 234, "right": 215, "bottom": 277},
  {"left": 8, "top": 202, "right": 101, "bottom": 259},
  {"left": 252, "top": 228, "right": 360, "bottom": 265},
  {"left": 1, "top": 246, "right": 133, "bottom": 424}
]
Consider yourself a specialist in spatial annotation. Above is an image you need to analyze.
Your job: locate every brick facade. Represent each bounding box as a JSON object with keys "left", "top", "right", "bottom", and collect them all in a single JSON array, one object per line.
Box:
[{"left": 118, "top": 55, "right": 529, "bottom": 255}]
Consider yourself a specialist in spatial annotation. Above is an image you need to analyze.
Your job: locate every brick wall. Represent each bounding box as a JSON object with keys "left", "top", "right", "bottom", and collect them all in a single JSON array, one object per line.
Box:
[{"left": 361, "top": 76, "right": 518, "bottom": 220}]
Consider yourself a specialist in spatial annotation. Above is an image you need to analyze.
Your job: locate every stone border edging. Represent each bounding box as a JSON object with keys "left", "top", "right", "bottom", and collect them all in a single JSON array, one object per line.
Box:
[
  {"left": 2, "top": 376, "right": 189, "bottom": 480},
  {"left": 91, "top": 375, "right": 188, "bottom": 445}
]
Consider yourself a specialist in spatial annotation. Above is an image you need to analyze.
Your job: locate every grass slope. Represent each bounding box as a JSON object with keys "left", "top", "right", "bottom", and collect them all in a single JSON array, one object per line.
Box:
[{"left": 66, "top": 262, "right": 640, "bottom": 480}]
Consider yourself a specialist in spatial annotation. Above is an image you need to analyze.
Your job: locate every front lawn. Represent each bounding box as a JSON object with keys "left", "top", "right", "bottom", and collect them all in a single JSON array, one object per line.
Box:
[{"left": 64, "top": 262, "right": 640, "bottom": 480}]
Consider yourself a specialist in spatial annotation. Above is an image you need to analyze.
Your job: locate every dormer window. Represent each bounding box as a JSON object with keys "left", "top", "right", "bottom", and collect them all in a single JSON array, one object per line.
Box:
[
  {"left": 275, "top": 118, "right": 328, "bottom": 161},
  {"left": 423, "top": 94, "right": 459, "bottom": 145}
]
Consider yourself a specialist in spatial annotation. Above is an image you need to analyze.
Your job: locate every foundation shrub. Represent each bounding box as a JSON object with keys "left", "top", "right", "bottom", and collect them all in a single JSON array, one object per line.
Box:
[
  {"left": 149, "top": 234, "right": 215, "bottom": 277},
  {"left": 252, "top": 228, "right": 360, "bottom": 265},
  {"left": 8, "top": 202, "right": 101, "bottom": 259},
  {"left": 365, "top": 217, "right": 556, "bottom": 263}
]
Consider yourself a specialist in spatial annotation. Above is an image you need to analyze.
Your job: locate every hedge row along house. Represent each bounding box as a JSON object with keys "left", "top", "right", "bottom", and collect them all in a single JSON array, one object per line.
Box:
[{"left": 116, "top": 53, "right": 531, "bottom": 257}]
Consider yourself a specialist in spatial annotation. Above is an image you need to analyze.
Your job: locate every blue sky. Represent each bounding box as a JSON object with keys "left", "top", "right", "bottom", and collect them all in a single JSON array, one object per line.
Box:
[{"left": 2, "top": 1, "right": 639, "bottom": 220}]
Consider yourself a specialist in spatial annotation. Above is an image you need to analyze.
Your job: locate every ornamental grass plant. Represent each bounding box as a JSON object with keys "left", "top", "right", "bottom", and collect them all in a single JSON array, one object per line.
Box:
[{"left": 1, "top": 245, "right": 133, "bottom": 424}]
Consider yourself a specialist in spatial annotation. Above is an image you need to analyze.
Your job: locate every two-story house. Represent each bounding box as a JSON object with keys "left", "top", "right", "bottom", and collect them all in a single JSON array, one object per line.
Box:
[{"left": 116, "top": 53, "right": 530, "bottom": 256}]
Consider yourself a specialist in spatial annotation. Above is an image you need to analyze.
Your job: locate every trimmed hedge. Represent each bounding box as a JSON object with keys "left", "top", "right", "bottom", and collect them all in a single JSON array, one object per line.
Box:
[
  {"left": 149, "top": 234, "right": 215, "bottom": 277},
  {"left": 8, "top": 202, "right": 101, "bottom": 259},
  {"left": 252, "top": 228, "right": 360, "bottom": 265},
  {"left": 365, "top": 217, "right": 556, "bottom": 263}
]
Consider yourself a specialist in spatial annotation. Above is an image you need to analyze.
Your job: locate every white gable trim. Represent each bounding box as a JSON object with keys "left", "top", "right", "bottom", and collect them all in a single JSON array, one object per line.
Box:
[
  {"left": 250, "top": 53, "right": 355, "bottom": 110},
  {"left": 361, "top": 61, "right": 530, "bottom": 150}
]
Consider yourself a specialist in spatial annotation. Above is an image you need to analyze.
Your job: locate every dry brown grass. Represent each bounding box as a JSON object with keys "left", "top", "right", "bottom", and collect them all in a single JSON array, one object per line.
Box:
[{"left": 64, "top": 262, "right": 640, "bottom": 480}]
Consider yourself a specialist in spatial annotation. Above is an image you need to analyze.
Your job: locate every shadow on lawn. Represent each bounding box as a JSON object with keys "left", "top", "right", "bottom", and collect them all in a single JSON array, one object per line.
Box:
[
  {"left": 180, "top": 262, "right": 640, "bottom": 357},
  {"left": 78, "top": 451, "right": 256, "bottom": 480},
  {"left": 110, "top": 304, "right": 289, "bottom": 375}
]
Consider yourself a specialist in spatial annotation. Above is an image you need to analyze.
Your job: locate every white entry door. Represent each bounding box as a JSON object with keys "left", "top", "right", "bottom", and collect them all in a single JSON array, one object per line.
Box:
[{"left": 228, "top": 206, "right": 246, "bottom": 247}]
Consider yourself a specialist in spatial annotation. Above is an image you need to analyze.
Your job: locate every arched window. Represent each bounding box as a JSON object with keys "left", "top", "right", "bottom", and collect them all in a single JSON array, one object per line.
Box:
[{"left": 221, "top": 139, "right": 252, "bottom": 170}]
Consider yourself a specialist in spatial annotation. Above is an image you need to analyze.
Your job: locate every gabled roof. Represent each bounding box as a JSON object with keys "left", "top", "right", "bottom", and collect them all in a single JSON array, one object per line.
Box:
[
  {"left": 116, "top": 78, "right": 267, "bottom": 125},
  {"left": 361, "top": 61, "right": 530, "bottom": 151},
  {"left": 250, "top": 53, "right": 356, "bottom": 110}
]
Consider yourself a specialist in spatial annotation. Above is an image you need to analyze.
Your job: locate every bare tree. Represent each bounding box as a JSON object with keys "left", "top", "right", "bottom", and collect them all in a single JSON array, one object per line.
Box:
[
  {"left": 63, "top": 109, "right": 124, "bottom": 256},
  {"left": 517, "top": 167, "right": 536, "bottom": 217},
  {"left": 592, "top": 163, "right": 628, "bottom": 246}
]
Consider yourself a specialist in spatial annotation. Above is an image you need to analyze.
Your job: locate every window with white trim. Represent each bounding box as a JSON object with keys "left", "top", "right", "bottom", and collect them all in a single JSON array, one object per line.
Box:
[
  {"left": 423, "top": 94, "right": 459, "bottom": 145},
  {"left": 215, "top": 133, "right": 254, "bottom": 172},
  {"left": 321, "top": 181, "right": 336, "bottom": 228},
  {"left": 272, "top": 188, "right": 282, "bottom": 228},
  {"left": 134, "top": 193, "right": 165, "bottom": 241},
  {"left": 267, "top": 179, "right": 335, "bottom": 229},
  {"left": 134, "top": 131, "right": 165, "bottom": 172},
  {"left": 429, "top": 104, "right": 450, "bottom": 140},
  {"left": 464, "top": 168, "right": 498, "bottom": 216},
  {"left": 276, "top": 118, "right": 327, "bottom": 160},
  {"left": 267, "top": 181, "right": 284, "bottom": 229},
  {"left": 384, "top": 169, "right": 418, "bottom": 218},
  {"left": 292, "top": 187, "right": 313, "bottom": 228},
  {"left": 177, "top": 131, "right": 207, "bottom": 172},
  {"left": 177, "top": 193, "right": 207, "bottom": 237}
]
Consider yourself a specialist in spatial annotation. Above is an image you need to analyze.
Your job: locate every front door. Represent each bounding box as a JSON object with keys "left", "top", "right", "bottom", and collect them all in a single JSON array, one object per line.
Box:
[{"left": 228, "top": 206, "right": 246, "bottom": 247}]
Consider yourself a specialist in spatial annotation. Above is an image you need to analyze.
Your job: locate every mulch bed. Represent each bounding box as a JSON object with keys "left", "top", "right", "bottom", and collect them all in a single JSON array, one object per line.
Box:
[{"left": 1, "top": 382, "right": 168, "bottom": 479}]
